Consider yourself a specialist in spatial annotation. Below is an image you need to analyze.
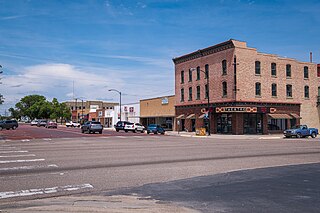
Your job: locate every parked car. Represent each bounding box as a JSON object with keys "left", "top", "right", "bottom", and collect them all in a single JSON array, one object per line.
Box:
[
  {"left": 0, "top": 120, "right": 19, "bottom": 130},
  {"left": 114, "top": 121, "right": 131, "bottom": 132},
  {"left": 283, "top": 125, "right": 318, "bottom": 138},
  {"left": 37, "top": 119, "right": 47, "bottom": 127},
  {"left": 81, "top": 121, "right": 103, "bottom": 134},
  {"left": 66, "top": 121, "right": 80, "bottom": 128},
  {"left": 30, "top": 120, "right": 38, "bottom": 126},
  {"left": 124, "top": 123, "right": 145, "bottom": 133},
  {"left": 147, "top": 124, "right": 165, "bottom": 135},
  {"left": 45, "top": 121, "right": 57, "bottom": 128}
]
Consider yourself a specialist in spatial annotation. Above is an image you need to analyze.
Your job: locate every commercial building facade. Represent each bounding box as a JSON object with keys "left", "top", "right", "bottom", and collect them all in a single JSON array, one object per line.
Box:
[
  {"left": 173, "top": 39, "right": 320, "bottom": 134},
  {"left": 140, "top": 95, "right": 175, "bottom": 130}
]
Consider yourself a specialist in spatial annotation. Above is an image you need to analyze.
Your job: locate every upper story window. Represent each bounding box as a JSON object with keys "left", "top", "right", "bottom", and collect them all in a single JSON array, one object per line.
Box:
[
  {"left": 180, "top": 88, "right": 184, "bottom": 102},
  {"left": 255, "top": 82, "right": 261, "bottom": 96},
  {"left": 188, "top": 69, "right": 192, "bottom": 82},
  {"left": 271, "top": 63, "right": 277, "bottom": 76},
  {"left": 196, "top": 66, "right": 200, "bottom": 80},
  {"left": 286, "top": 64, "right": 291, "bottom": 78},
  {"left": 304, "top": 86, "right": 309, "bottom": 98},
  {"left": 188, "top": 87, "right": 192, "bottom": 101},
  {"left": 317, "top": 66, "right": 320, "bottom": 77},
  {"left": 286, "top": 84, "right": 292, "bottom": 98},
  {"left": 222, "top": 60, "right": 227, "bottom": 75},
  {"left": 304, "top": 66, "right": 309, "bottom": 79},
  {"left": 272, "top": 83, "right": 277, "bottom": 97},
  {"left": 255, "top": 61, "right": 261, "bottom": 75},
  {"left": 222, "top": 81, "right": 227, "bottom": 97},
  {"left": 196, "top": 86, "right": 200, "bottom": 100},
  {"left": 205, "top": 84, "right": 209, "bottom": 99},
  {"left": 205, "top": 64, "right": 209, "bottom": 79},
  {"left": 180, "top": 71, "right": 184, "bottom": 84}
]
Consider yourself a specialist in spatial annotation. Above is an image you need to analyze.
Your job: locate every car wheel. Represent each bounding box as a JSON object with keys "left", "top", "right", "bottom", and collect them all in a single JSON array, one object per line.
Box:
[
  {"left": 133, "top": 129, "right": 137, "bottom": 133},
  {"left": 154, "top": 131, "right": 158, "bottom": 134},
  {"left": 141, "top": 130, "right": 144, "bottom": 133},
  {"left": 0, "top": 126, "right": 3, "bottom": 130},
  {"left": 297, "top": 133, "right": 302, "bottom": 138},
  {"left": 311, "top": 132, "right": 317, "bottom": 138},
  {"left": 89, "top": 130, "right": 92, "bottom": 134},
  {"left": 161, "top": 132, "right": 165, "bottom": 135},
  {"left": 125, "top": 130, "right": 128, "bottom": 133},
  {"left": 147, "top": 131, "right": 149, "bottom": 134},
  {"left": 12, "top": 126, "right": 17, "bottom": 130},
  {"left": 99, "top": 131, "right": 102, "bottom": 134},
  {"left": 116, "top": 129, "right": 119, "bottom": 132}
]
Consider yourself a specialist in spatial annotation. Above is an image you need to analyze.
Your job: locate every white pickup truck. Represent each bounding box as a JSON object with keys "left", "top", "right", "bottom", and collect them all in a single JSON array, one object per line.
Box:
[{"left": 66, "top": 121, "right": 81, "bottom": 128}]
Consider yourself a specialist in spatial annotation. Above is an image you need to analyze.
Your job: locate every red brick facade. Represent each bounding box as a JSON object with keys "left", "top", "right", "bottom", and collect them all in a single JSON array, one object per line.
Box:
[{"left": 173, "top": 40, "right": 320, "bottom": 134}]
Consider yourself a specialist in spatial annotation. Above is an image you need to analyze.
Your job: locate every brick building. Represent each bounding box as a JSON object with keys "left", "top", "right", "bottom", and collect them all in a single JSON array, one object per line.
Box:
[{"left": 173, "top": 39, "right": 320, "bottom": 134}]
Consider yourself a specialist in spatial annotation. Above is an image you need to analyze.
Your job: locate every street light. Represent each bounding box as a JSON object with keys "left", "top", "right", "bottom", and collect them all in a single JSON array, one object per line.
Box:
[
  {"left": 108, "top": 89, "right": 122, "bottom": 121},
  {"left": 190, "top": 67, "right": 211, "bottom": 135}
]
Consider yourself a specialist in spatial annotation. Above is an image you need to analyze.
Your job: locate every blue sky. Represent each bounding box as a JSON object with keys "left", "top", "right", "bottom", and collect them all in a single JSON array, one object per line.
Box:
[{"left": 0, "top": 0, "right": 319, "bottom": 115}]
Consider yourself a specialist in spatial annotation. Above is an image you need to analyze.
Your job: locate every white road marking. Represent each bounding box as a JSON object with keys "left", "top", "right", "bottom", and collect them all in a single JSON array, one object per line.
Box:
[
  {"left": 0, "top": 145, "right": 15, "bottom": 148},
  {"left": 0, "top": 151, "right": 28, "bottom": 154},
  {"left": 0, "top": 154, "right": 36, "bottom": 158},
  {"left": 0, "top": 184, "right": 94, "bottom": 199},
  {"left": 0, "top": 159, "right": 45, "bottom": 164},
  {"left": 43, "top": 138, "right": 52, "bottom": 141},
  {"left": 0, "top": 164, "right": 58, "bottom": 171},
  {"left": 21, "top": 139, "right": 30, "bottom": 142},
  {"left": 116, "top": 136, "right": 127, "bottom": 138},
  {"left": 133, "top": 136, "right": 143, "bottom": 138}
]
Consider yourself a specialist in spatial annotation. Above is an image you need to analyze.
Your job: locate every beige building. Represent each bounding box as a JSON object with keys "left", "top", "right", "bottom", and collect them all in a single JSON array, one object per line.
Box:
[
  {"left": 173, "top": 39, "right": 320, "bottom": 134},
  {"left": 140, "top": 95, "right": 175, "bottom": 130}
]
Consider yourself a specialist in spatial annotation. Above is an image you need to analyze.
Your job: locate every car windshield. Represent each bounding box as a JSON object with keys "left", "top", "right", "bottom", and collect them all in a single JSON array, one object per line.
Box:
[
  {"left": 148, "top": 124, "right": 157, "bottom": 128},
  {"left": 91, "top": 122, "right": 101, "bottom": 124}
]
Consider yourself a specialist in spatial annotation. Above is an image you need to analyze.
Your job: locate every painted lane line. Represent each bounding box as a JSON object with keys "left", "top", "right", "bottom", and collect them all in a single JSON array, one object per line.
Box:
[
  {"left": 0, "top": 164, "right": 58, "bottom": 171},
  {"left": 116, "top": 136, "right": 127, "bottom": 138},
  {"left": 0, "top": 183, "right": 94, "bottom": 199},
  {"left": 0, "top": 159, "right": 45, "bottom": 164},
  {"left": 43, "top": 138, "right": 52, "bottom": 141},
  {"left": 0, "top": 154, "right": 36, "bottom": 158},
  {"left": 0, "top": 145, "right": 15, "bottom": 148},
  {"left": 0, "top": 151, "right": 29, "bottom": 154},
  {"left": 21, "top": 139, "right": 30, "bottom": 142}
]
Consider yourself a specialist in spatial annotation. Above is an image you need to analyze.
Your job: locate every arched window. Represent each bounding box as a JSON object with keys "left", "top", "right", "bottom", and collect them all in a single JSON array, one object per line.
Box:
[
  {"left": 304, "top": 86, "right": 309, "bottom": 98},
  {"left": 271, "top": 63, "right": 277, "bottom": 76},
  {"left": 304, "top": 66, "right": 309, "bottom": 79},
  {"left": 286, "top": 64, "right": 291, "bottom": 78},
  {"left": 222, "top": 82, "right": 227, "bottom": 97},
  {"left": 222, "top": 60, "right": 227, "bottom": 75},
  {"left": 196, "top": 86, "right": 200, "bottom": 100},
  {"left": 255, "top": 61, "right": 261, "bottom": 75}
]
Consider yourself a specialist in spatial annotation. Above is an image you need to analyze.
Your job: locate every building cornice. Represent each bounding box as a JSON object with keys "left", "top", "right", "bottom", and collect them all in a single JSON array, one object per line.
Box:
[{"left": 172, "top": 40, "right": 235, "bottom": 65}]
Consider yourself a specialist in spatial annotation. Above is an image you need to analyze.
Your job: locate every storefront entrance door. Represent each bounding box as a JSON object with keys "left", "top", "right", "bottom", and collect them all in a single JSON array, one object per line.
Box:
[{"left": 217, "top": 114, "right": 232, "bottom": 134}]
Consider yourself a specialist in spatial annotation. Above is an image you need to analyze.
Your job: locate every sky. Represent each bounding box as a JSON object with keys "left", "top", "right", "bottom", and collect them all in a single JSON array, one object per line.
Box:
[{"left": 0, "top": 0, "right": 320, "bottom": 115}]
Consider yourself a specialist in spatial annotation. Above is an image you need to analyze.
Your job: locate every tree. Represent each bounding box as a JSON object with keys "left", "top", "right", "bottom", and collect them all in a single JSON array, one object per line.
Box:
[
  {"left": 15, "top": 95, "right": 46, "bottom": 119},
  {"left": 8, "top": 107, "right": 20, "bottom": 119}
]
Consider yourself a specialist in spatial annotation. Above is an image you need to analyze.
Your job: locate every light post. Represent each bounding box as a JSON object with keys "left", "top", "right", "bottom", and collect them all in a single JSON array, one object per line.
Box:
[
  {"left": 108, "top": 89, "right": 122, "bottom": 121},
  {"left": 190, "top": 67, "right": 211, "bottom": 135}
]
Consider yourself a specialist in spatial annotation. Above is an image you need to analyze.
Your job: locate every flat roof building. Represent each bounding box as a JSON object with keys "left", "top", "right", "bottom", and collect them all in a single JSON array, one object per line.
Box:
[{"left": 173, "top": 39, "right": 320, "bottom": 134}]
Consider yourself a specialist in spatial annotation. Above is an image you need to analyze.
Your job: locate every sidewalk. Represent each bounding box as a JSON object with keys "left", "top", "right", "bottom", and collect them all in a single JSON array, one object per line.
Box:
[{"left": 165, "top": 131, "right": 283, "bottom": 140}]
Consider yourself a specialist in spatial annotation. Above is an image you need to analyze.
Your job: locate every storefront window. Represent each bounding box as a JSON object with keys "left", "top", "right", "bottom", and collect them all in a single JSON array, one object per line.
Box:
[
  {"left": 243, "top": 113, "right": 263, "bottom": 134},
  {"left": 217, "top": 114, "right": 232, "bottom": 134}
]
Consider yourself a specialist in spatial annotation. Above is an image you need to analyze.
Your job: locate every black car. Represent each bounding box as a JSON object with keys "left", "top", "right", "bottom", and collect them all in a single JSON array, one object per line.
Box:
[
  {"left": 81, "top": 121, "right": 103, "bottom": 134},
  {"left": 114, "top": 121, "right": 131, "bottom": 132},
  {"left": 0, "top": 120, "right": 19, "bottom": 130},
  {"left": 147, "top": 124, "right": 165, "bottom": 135}
]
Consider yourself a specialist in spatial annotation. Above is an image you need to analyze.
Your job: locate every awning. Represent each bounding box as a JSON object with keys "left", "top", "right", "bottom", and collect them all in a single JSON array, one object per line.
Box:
[
  {"left": 186, "top": 114, "right": 195, "bottom": 119},
  {"left": 176, "top": 114, "right": 185, "bottom": 119},
  {"left": 290, "top": 113, "right": 301, "bottom": 119},
  {"left": 268, "top": 114, "right": 292, "bottom": 119},
  {"left": 199, "top": 114, "right": 206, "bottom": 119}
]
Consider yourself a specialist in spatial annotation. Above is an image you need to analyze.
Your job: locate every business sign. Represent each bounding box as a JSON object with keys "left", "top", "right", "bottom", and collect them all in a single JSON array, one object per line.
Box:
[
  {"left": 216, "top": 107, "right": 257, "bottom": 113},
  {"left": 161, "top": 97, "right": 169, "bottom": 105},
  {"left": 129, "top": 107, "right": 134, "bottom": 112},
  {"left": 124, "top": 106, "right": 128, "bottom": 111}
]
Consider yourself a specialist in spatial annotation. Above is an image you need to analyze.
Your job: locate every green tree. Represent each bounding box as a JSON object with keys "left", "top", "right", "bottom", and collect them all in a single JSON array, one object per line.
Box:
[
  {"left": 15, "top": 95, "right": 46, "bottom": 119},
  {"left": 8, "top": 107, "right": 20, "bottom": 119}
]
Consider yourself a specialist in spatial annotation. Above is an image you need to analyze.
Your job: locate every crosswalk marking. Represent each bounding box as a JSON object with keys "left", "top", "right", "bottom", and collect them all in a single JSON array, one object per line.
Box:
[
  {"left": 0, "top": 159, "right": 45, "bottom": 164},
  {"left": 0, "top": 164, "right": 58, "bottom": 171},
  {"left": 0, "top": 154, "right": 36, "bottom": 158},
  {"left": 0, "top": 151, "right": 29, "bottom": 154},
  {"left": 0, "top": 183, "right": 93, "bottom": 199}
]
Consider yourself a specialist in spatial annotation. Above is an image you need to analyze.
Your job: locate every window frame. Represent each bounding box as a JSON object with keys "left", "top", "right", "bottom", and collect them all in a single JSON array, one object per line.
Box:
[
  {"left": 255, "top": 61, "right": 261, "bottom": 75},
  {"left": 196, "top": 85, "right": 200, "bottom": 100},
  {"left": 271, "top": 63, "right": 277, "bottom": 76},
  {"left": 222, "top": 81, "right": 227, "bottom": 97},
  {"left": 255, "top": 82, "right": 261, "bottom": 96},
  {"left": 304, "top": 85, "right": 309, "bottom": 98},
  {"left": 286, "top": 84, "right": 292, "bottom": 98},
  {"left": 286, "top": 64, "right": 291, "bottom": 78},
  {"left": 272, "top": 83, "right": 277, "bottom": 97},
  {"left": 304, "top": 66, "right": 309, "bottom": 79},
  {"left": 188, "top": 69, "right": 192, "bottom": 82},
  {"left": 205, "top": 64, "right": 209, "bottom": 79},
  {"left": 188, "top": 87, "right": 192, "bottom": 101},
  {"left": 180, "top": 88, "right": 184, "bottom": 102},
  {"left": 205, "top": 84, "right": 208, "bottom": 99},
  {"left": 196, "top": 66, "right": 200, "bottom": 80},
  {"left": 180, "top": 70, "right": 184, "bottom": 84},
  {"left": 222, "top": 60, "right": 227, "bottom": 75}
]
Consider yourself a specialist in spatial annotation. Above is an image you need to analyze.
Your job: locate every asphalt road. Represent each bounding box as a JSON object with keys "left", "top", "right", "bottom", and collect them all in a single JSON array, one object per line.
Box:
[{"left": 1, "top": 125, "right": 320, "bottom": 212}]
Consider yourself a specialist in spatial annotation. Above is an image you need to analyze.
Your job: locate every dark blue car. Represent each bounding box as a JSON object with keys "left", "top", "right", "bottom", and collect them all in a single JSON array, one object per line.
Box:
[{"left": 147, "top": 124, "right": 165, "bottom": 135}]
